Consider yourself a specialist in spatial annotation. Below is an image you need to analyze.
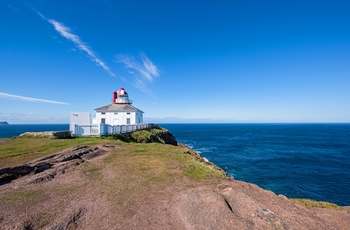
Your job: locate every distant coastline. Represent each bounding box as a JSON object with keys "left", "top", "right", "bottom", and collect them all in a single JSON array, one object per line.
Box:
[{"left": 0, "top": 121, "right": 9, "bottom": 125}]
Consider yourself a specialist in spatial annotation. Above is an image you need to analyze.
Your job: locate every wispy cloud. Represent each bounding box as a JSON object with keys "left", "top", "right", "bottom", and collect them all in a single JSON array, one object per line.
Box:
[
  {"left": 0, "top": 92, "right": 69, "bottom": 105},
  {"left": 38, "top": 12, "right": 115, "bottom": 77},
  {"left": 116, "top": 52, "right": 160, "bottom": 93},
  {"left": 6, "top": 3, "right": 21, "bottom": 13},
  {"left": 37, "top": 12, "right": 159, "bottom": 95}
]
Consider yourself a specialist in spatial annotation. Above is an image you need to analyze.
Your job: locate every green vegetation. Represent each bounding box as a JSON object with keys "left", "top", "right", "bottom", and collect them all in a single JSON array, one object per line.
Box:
[
  {"left": 130, "top": 130, "right": 152, "bottom": 142},
  {"left": 291, "top": 198, "right": 344, "bottom": 210},
  {"left": 0, "top": 137, "right": 116, "bottom": 168},
  {"left": 172, "top": 149, "right": 226, "bottom": 180},
  {"left": 130, "top": 127, "right": 170, "bottom": 143},
  {"left": 2, "top": 130, "right": 347, "bottom": 228},
  {"left": 0, "top": 129, "right": 227, "bottom": 225},
  {"left": 0, "top": 130, "right": 225, "bottom": 182},
  {"left": 106, "top": 127, "right": 174, "bottom": 144},
  {"left": 150, "top": 127, "right": 167, "bottom": 134}
]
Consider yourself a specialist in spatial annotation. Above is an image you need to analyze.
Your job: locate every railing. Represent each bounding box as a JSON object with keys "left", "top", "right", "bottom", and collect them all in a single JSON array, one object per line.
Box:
[
  {"left": 73, "top": 124, "right": 99, "bottom": 136},
  {"left": 72, "top": 123, "right": 157, "bottom": 136}
]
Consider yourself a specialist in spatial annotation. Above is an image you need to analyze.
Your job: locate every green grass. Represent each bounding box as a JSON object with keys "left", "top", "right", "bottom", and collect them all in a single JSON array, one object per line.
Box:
[
  {"left": 103, "top": 143, "right": 172, "bottom": 176},
  {"left": 150, "top": 127, "right": 167, "bottom": 134},
  {"left": 131, "top": 130, "right": 152, "bottom": 142},
  {"left": 171, "top": 148, "right": 226, "bottom": 180},
  {"left": 129, "top": 127, "right": 172, "bottom": 143},
  {"left": 0, "top": 135, "right": 226, "bottom": 182},
  {"left": 290, "top": 198, "right": 344, "bottom": 210},
  {"left": 0, "top": 137, "right": 116, "bottom": 168}
]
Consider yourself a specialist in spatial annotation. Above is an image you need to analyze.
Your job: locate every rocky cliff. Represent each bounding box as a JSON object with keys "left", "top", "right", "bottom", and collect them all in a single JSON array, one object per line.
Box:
[{"left": 0, "top": 128, "right": 349, "bottom": 229}]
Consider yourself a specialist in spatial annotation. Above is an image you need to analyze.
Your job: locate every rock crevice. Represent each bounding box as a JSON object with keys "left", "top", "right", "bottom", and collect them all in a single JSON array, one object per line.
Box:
[{"left": 0, "top": 145, "right": 110, "bottom": 186}]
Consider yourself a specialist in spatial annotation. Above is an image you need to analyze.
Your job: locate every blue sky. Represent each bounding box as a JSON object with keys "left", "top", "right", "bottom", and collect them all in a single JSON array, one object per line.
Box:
[{"left": 1, "top": 0, "right": 349, "bottom": 124}]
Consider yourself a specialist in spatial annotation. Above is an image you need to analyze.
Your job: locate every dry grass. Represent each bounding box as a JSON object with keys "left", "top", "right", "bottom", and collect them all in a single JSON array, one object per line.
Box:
[
  {"left": 80, "top": 141, "right": 226, "bottom": 211},
  {"left": 5, "top": 189, "right": 43, "bottom": 203},
  {"left": 291, "top": 198, "right": 344, "bottom": 210}
]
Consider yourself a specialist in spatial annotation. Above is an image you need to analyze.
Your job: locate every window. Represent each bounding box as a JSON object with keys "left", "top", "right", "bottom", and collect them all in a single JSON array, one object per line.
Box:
[
  {"left": 101, "top": 118, "right": 105, "bottom": 124},
  {"left": 101, "top": 112, "right": 105, "bottom": 115},
  {"left": 114, "top": 112, "right": 118, "bottom": 115},
  {"left": 126, "top": 118, "right": 131, "bottom": 124},
  {"left": 127, "top": 112, "right": 131, "bottom": 115}
]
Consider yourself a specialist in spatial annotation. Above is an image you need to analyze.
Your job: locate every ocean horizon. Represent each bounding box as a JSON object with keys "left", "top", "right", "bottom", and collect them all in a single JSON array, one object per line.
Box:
[{"left": 1, "top": 123, "right": 350, "bottom": 206}]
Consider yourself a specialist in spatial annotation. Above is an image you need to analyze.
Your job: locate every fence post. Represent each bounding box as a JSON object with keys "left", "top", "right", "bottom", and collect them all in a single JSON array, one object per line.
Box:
[
  {"left": 99, "top": 124, "right": 103, "bottom": 135},
  {"left": 73, "top": 124, "right": 77, "bottom": 136}
]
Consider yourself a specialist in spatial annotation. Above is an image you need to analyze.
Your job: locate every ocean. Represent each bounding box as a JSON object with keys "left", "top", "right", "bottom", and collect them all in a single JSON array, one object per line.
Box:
[
  {"left": 1, "top": 123, "right": 349, "bottom": 206},
  {"left": 0, "top": 124, "right": 69, "bottom": 138},
  {"left": 161, "top": 123, "right": 350, "bottom": 206}
]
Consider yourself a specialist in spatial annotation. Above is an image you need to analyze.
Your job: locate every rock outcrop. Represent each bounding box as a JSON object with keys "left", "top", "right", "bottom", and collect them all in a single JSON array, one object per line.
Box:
[
  {"left": 0, "top": 145, "right": 111, "bottom": 186},
  {"left": 174, "top": 181, "right": 350, "bottom": 229},
  {"left": 115, "top": 127, "right": 178, "bottom": 145},
  {"left": 19, "top": 131, "right": 72, "bottom": 138}
]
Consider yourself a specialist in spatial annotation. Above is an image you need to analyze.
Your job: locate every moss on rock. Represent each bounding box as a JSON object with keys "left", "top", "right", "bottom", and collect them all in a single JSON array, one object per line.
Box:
[{"left": 112, "top": 127, "right": 178, "bottom": 145}]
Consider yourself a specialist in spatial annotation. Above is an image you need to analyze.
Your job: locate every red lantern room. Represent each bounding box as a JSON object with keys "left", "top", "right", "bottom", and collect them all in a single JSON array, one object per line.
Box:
[{"left": 112, "top": 87, "right": 132, "bottom": 104}]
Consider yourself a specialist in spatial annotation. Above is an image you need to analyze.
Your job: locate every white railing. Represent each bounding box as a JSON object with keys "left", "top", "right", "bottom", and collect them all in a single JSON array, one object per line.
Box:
[
  {"left": 73, "top": 124, "right": 99, "bottom": 136},
  {"left": 72, "top": 123, "right": 157, "bottom": 136}
]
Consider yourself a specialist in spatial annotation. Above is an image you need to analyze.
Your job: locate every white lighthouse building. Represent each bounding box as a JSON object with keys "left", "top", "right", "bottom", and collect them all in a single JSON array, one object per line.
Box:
[
  {"left": 70, "top": 87, "right": 151, "bottom": 136},
  {"left": 94, "top": 88, "right": 144, "bottom": 126}
]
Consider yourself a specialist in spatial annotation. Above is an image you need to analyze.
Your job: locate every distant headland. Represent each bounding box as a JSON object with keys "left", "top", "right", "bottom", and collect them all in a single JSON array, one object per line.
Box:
[{"left": 0, "top": 121, "right": 9, "bottom": 125}]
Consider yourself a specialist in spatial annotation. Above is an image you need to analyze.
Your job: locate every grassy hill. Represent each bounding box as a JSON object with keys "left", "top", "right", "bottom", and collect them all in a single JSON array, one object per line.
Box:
[{"left": 0, "top": 128, "right": 349, "bottom": 229}]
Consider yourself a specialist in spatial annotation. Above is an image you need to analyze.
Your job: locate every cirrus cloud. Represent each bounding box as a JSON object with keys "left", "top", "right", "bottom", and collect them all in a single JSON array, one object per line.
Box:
[
  {"left": 38, "top": 12, "right": 116, "bottom": 78},
  {"left": 0, "top": 92, "right": 69, "bottom": 105},
  {"left": 115, "top": 52, "right": 160, "bottom": 93}
]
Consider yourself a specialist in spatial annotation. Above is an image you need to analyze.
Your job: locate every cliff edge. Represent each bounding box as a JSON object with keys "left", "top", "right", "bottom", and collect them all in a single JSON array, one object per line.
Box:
[{"left": 0, "top": 128, "right": 349, "bottom": 229}]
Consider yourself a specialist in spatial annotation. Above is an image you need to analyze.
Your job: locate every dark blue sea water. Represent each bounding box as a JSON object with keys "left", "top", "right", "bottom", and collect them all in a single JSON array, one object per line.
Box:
[
  {"left": 161, "top": 123, "right": 350, "bottom": 206},
  {"left": 0, "top": 124, "right": 69, "bottom": 138},
  {"left": 1, "top": 123, "right": 349, "bottom": 206}
]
